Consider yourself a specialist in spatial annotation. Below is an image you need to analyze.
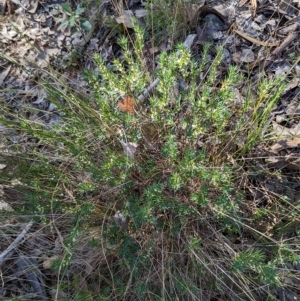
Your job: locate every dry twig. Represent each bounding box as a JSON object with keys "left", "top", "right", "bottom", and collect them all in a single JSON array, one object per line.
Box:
[{"left": 0, "top": 220, "right": 34, "bottom": 267}]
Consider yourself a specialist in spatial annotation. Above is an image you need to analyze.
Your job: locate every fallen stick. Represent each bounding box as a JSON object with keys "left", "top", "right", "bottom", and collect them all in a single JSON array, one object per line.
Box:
[
  {"left": 271, "top": 32, "right": 298, "bottom": 57},
  {"left": 16, "top": 255, "right": 47, "bottom": 301},
  {"left": 0, "top": 220, "right": 34, "bottom": 267}
]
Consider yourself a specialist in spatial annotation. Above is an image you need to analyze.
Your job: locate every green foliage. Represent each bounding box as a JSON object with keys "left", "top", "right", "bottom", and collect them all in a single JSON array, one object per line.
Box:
[
  {"left": 233, "top": 250, "right": 279, "bottom": 286},
  {"left": 58, "top": 3, "right": 92, "bottom": 32},
  {"left": 1, "top": 18, "right": 298, "bottom": 301}
]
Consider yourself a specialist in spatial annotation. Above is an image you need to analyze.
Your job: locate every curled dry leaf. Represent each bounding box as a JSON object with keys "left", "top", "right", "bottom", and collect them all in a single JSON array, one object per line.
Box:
[
  {"left": 117, "top": 96, "right": 134, "bottom": 114},
  {"left": 120, "top": 140, "right": 137, "bottom": 159}
]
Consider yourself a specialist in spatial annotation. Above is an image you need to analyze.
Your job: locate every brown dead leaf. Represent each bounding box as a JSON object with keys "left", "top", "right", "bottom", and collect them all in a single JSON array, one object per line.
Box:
[
  {"left": 117, "top": 96, "right": 134, "bottom": 114},
  {"left": 270, "top": 138, "right": 300, "bottom": 154}
]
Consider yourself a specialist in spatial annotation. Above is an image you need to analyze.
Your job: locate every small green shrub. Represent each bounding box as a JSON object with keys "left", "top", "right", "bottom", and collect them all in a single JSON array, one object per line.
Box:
[{"left": 1, "top": 20, "right": 299, "bottom": 301}]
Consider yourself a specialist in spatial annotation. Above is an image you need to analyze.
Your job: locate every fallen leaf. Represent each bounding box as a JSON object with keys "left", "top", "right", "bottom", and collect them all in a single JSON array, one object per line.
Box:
[
  {"left": 120, "top": 141, "right": 137, "bottom": 159},
  {"left": 265, "top": 154, "right": 300, "bottom": 171},
  {"left": 134, "top": 9, "right": 148, "bottom": 18},
  {"left": 115, "top": 10, "right": 135, "bottom": 28},
  {"left": 114, "top": 211, "right": 127, "bottom": 229},
  {"left": 272, "top": 122, "right": 300, "bottom": 137},
  {"left": 270, "top": 138, "right": 300, "bottom": 153},
  {"left": 27, "top": 0, "right": 38, "bottom": 14},
  {"left": 240, "top": 49, "right": 254, "bottom": 62},
  {"left": 117, "top": 96, "right": 134, "bottom": 114},
  {"left": 232, "top": 52, "right": 241, "bottom": 63}
]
